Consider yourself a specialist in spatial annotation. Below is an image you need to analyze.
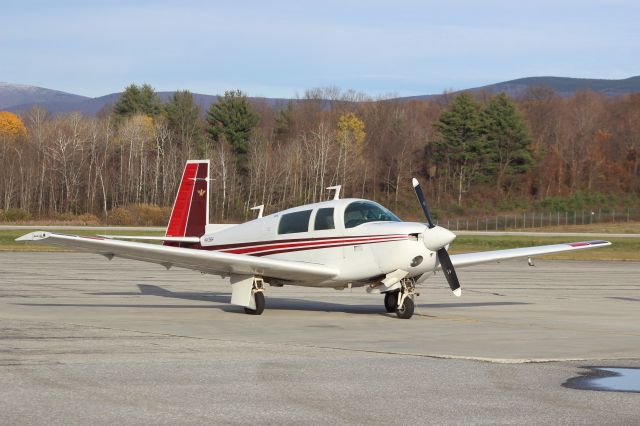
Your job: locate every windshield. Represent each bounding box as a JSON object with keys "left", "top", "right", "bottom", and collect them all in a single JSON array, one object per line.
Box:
[{"left": 344, "top": 201, "right": 401, "bottom": 228}]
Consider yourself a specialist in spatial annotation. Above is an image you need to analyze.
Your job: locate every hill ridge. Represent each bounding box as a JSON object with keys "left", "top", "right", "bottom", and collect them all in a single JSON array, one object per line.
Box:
[{"left": 2, "top": 75, "right": 639, "bottom": 115}]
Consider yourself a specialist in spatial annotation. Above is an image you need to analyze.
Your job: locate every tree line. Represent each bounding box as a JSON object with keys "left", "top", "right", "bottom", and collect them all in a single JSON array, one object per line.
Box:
[{"left": 0, "top": 84, "right": 638, "bottom": 224}]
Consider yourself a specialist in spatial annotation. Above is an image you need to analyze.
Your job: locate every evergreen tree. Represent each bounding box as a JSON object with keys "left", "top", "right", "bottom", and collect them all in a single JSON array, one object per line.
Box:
[
  {"left": 433, "top": 92, "right": 489, "bottom": 205},
  {"left": 114, "top": 83, "right": 163, "bottom": 118},
  {"left": 274, "top": 101, "right": 295, "bottom": 141},
  {"left": 165, "top": 90, "right": 201, "bottom": 148},
  {"left": 484, "top": 93, "right": 533, "bottom": 192},
  {"left": 206, "top": 90, "right": 259, "bottom": 167}
]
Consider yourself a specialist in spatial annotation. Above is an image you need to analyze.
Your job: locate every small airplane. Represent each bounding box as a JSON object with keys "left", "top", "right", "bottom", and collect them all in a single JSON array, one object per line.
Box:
[{"left": 17, "top": 160, "right": 611, "bottom": 319}]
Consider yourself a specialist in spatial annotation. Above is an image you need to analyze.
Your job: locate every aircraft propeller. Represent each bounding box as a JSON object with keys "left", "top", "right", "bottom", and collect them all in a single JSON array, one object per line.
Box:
[{"left": 412, "top": 178, "right": 462, "bottom": 297}]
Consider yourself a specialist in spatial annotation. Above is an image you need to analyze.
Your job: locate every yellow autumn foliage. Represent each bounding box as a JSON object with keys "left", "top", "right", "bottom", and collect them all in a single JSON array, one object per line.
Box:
[
  {"left": 116, "top": 114, "right": 155, "bottom": 146},
  {"left": 0, "top": 111, "right": 27, "bottom": 142},
  {"left": 337, "top": 112, "right": 365, "bottom": 147},
  {"left": 141, "top": 115, "right": 154, "bottom": 132}
]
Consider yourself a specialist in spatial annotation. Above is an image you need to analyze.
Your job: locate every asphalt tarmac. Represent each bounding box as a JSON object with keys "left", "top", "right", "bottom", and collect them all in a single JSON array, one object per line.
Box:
[{"left": 1, "top": 253, "right": 638, "bottom": 425}]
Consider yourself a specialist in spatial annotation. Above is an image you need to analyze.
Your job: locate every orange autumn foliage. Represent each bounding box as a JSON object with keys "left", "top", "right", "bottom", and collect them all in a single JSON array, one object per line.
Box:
[{"left": 0, "top": 111, "right": 27, "bottom": 141}]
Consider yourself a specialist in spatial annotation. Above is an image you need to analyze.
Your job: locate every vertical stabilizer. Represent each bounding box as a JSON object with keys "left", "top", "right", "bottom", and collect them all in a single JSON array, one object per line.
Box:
[{"left": 164, "top": 160, "right": 209, "bottom": 244}]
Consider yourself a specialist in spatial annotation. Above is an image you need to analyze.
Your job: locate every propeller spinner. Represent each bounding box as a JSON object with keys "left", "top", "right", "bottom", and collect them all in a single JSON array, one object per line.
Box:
[{"left": 412, "top": 178, "right": 462, "bottom": 297}]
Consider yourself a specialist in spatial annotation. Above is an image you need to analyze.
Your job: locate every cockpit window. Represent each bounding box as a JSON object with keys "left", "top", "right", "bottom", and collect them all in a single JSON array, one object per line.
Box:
[{"left": 344, "top": 201, "right": 401, "bottom": 228}]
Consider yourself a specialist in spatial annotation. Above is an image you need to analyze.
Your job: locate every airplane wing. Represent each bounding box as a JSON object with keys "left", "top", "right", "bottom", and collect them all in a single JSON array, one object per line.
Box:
[
  {"left": 16, "top": 232, "right": 337, "bottom": 282},
  {"left": 448, "top": 240, "right": 611, "bottom": 268},
  {"left": 98, "top": 235, "right": 201, "bottom": 243}
]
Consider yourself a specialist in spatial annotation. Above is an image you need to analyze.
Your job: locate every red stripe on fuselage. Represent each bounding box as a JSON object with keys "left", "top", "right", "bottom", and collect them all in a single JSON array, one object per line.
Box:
[
  {"left": 222, "top": 235, "right": 408, "bottom": 255},
  {"left": 252, "top": 237, "right": 408, "bottom": 256},
  {"left": 203, "top": 234, "right": 407, "bottom": 251}
]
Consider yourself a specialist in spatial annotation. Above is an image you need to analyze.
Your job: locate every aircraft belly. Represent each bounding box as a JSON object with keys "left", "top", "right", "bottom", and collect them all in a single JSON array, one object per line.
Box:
[{"left": 264, "top": 244, "right": 382, "bottom": 284}]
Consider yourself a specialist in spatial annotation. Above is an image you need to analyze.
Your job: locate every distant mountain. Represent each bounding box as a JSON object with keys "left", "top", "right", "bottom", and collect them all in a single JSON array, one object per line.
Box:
[
  {"left": 0, "top": 82, "right": 89, "bottom": 110},
  {"left": 1, "top": 85, "right": 292, "bottom": 116},
  {"left": 2, "top": 76, "right": 640, "bottom": 116},
  {"left": 399, "top": 76, "right": 640, "bottom": 101}
]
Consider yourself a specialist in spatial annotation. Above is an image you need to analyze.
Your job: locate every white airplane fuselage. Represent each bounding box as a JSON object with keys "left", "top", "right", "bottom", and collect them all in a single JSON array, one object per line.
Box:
[{"left": 199, "top": 198, "right": 441, "bottom": 288}]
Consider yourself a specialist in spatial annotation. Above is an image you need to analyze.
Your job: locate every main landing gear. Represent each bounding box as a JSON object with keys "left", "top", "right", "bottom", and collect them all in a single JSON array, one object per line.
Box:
[
  {"left": 244, "top": 278, "right": 266, "bottom": 315},
  {"left": 383, "top": 277, "right": 416, "bottom": 319}
]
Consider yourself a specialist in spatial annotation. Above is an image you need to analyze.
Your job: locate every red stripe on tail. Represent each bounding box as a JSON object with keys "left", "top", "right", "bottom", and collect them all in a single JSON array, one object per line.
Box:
[{"left": 165, "top": 161, "right": 209, "bottom": 244}]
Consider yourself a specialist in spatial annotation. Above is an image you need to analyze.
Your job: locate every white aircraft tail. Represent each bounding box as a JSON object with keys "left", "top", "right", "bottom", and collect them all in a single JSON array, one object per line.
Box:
[{"left": 164, "top": 160, "right": 210, "bottom": 245}]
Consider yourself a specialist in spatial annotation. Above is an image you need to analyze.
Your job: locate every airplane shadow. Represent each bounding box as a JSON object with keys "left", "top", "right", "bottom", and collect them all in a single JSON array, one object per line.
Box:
[
  {"left": 88, "top": 284, "right": 231, "bottom": 303},
  {"left": 17, "top": 284, "right": 530, "bottom": 315},
  {"left": 418, "top": 302, "right": 531, "bottom": 309}
]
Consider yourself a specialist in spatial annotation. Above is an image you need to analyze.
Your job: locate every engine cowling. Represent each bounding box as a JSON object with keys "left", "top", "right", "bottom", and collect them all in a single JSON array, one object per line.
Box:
[{"left": 422, "top": 226, "right": 456, "bottom": 251}]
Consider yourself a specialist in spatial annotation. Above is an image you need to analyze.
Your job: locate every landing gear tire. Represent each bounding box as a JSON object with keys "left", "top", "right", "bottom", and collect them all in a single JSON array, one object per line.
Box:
[
  {"left": 244, "top": 291, "right": 265, "bottom": 315},
  {"left": 384, "top": 291, "right": 398, "bottom": 313},
  {"left": 396, "top": 297, "right": 414, "bottom": 319}
]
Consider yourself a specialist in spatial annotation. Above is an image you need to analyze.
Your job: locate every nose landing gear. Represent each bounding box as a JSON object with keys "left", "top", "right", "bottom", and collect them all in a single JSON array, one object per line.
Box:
[
  {"left": 383, "top": 277, "right": 416, "bottom": 319},
  {"left": 396, "top": 296, "right": 414, "bottom": 319}
]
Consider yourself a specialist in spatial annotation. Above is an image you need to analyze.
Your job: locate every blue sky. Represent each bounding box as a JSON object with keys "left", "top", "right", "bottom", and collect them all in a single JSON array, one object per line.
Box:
[{"left": 1, "top": 0, "right": 639, "bottom": 98}]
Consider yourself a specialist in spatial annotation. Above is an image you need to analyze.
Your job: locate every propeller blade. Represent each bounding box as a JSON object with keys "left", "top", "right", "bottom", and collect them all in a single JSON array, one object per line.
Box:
[
  {"left": 437, "top": 248, "right": 461, "bottom": 297},
  {"left": 411, "top": 178, "right": 435, "bottom": 228},
  {"left": 411, "top": 178, "right": 459, "bottom": 296}
]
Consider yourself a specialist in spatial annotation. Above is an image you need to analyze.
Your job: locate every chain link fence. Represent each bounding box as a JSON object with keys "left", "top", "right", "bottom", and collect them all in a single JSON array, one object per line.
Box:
[{"left": 437, "top": 208, "right": 640, "bottom": 231}]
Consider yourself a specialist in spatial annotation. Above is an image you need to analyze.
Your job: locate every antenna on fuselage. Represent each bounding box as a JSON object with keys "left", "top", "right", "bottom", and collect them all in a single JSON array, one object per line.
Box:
[
  {"left": 326, "top": 185, "right": 341, "bottom": 200},
  {"left": 250, "top": 204, "right": 264, "bottom": 218}
]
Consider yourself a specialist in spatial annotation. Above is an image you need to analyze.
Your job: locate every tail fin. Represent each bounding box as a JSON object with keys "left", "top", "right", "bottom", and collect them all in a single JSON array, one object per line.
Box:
[{"left": 164, "top": 160, "right": 209, "bottom": 244}]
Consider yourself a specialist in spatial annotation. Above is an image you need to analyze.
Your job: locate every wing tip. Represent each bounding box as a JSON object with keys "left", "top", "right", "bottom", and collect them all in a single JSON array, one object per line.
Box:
[
  {"left": 568, "top": 240, "right": 613, "bottom": 248},
  {"left": 453, "top": 288, "right": 462, "bottom": 297},
  {"left": 15, "top": 231, "right": 50, "bottom": 242}
]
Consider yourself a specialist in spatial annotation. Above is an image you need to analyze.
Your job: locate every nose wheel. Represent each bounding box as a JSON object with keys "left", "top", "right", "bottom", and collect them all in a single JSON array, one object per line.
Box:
[
  {"left": 382, "top": 278, "right": 417, "bottom": 319},
  {"left": 396, "top": 297, "right": 414, "bottom": 319}
]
